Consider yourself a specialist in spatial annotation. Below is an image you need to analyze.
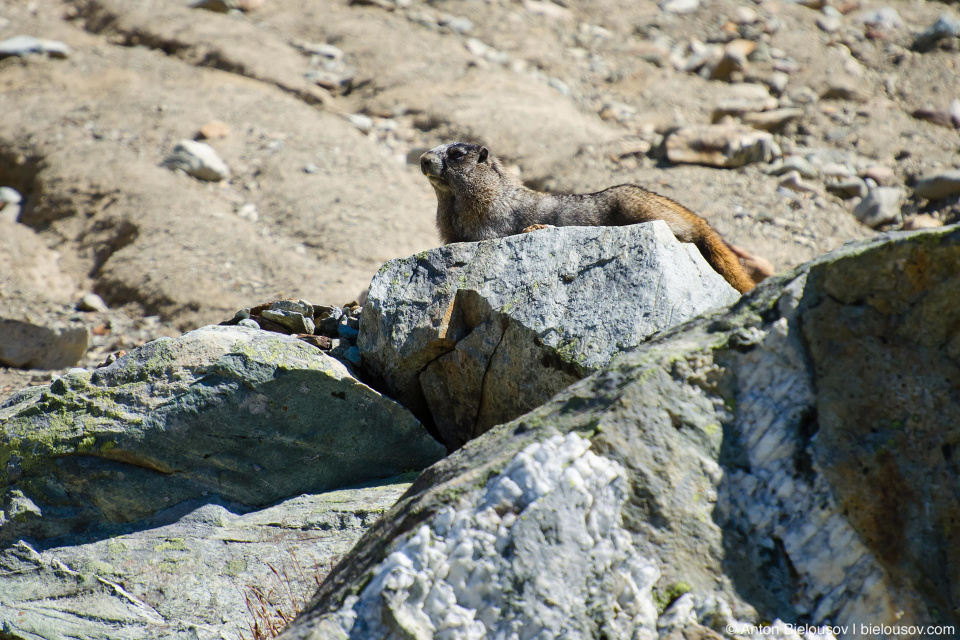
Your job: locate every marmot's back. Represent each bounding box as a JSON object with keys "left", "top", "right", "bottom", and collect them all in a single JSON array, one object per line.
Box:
[{"left": 420, "top": 142, "right": 756, "bottom": 293}]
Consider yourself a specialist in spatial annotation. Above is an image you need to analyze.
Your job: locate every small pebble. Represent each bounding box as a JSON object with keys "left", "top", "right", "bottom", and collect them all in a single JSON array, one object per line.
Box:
[
  {"left": 0, "top": 186, "right": 22, "bottom": 222},
  {"left": 769, "top": 156, "right": 818, "bottom": 179},
  {"left": 197, "top": 121, "right": 230, "bottom": 140},
  {"left": 853, "top": 186, "right": 903, "bottom": 228},
  {"left": 856, "top": 7, "right": 903, "bottom": 31},
  {"left": 236, "top": 203, "right": 258, "bottom": 222},
  {"left": 817, "top": 14, "right": 843, "bottom": 33},
  {"left": 77, "top": 293, "right": 110, "bottom": 313},
  {"left": 902, "top": 214, "right": 943, "bottom": 230},
  {"left": 347, "top": 113, "right": 375, "bottom": 134},
  {"left": 862, "top": 166, "right": 895, "bottom": 186},
  {"left": 162, "top": 139, "right": 231, "bottom": 182},
  {"left": 439, "top": 14, "right": 474, "bottom": 34},
  {"left": 660, "top": 0, "right": 699, "bottom": 14},
  {"left": 825, "top": 178, "right": 868, "bottom": 199}
]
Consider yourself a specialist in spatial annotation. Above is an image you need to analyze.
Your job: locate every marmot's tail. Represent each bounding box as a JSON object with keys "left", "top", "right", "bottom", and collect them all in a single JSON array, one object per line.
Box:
[{"left": 695, "top": 232, "right": 756, "bottom": 293}]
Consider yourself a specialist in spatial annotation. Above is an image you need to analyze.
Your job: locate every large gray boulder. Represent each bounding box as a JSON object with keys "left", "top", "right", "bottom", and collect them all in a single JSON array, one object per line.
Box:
[
  {"left": 0, "top": 477, "right": 413, "bottom": 640},
  {"left": 360, "top": 222, "right": 740, "bottom": 450},
  {"left": 0, "top": 325, "right": 445, "bottom": 544},
  {"left": 284, "top": 225, "right": 960, "bottom": 640}
]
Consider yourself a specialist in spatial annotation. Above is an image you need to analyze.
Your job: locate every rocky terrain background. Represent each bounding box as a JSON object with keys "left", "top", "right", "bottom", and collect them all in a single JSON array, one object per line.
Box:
[
  {"left": 2, "top": 0, "right": 960, "bottom": 638},
  {"left": 2, "top": 0, "right": 959, "bottom": 397},
  {"left": 4, "top": 220, "right": 957, "bottom": 640}
]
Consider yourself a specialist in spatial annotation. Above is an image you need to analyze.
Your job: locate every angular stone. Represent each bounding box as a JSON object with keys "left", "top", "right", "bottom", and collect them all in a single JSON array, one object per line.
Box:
[
  {"left": 261, "top": 308, "right": 315, "bottom": 334},
  {"left": 666, "top": 122, "right": 780, "bottom": 168},
  {"left": 853, "top": 186, "right": 903, "bottom": 228},
  {"left": 359, "top": 224, "right": 739, "bottom": 450},
  {"left": 161, "top": 139, "right": 230, "bottom": 182},
  {"left": 0, "top": 316, "right": 88, "bottom": 370},
  {"left": 259, "top": 299, "right": 317, "bottom": 334},
  {"left": 0, "top": 325, "right": 444, "bottom": 544}
]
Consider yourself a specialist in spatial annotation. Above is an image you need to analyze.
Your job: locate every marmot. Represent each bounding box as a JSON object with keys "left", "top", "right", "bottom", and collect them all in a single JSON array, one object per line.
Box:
[{"left": 419, "top": 142, "right": 756, "bottom": 293}]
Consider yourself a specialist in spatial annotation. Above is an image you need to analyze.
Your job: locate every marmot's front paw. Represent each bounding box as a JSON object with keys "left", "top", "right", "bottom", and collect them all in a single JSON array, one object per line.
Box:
[{"left": 522, "top": 224, "right": 554, "bottom": 233}]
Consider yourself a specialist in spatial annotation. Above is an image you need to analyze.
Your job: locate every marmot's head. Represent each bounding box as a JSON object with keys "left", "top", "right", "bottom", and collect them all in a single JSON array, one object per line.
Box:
[{"left": 420, "top": 143, "right": 504, "bottom": 197}]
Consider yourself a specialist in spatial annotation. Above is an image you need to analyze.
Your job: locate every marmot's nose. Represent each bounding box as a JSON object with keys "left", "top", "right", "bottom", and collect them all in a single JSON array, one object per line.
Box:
[{"left": 420, "top": 151, "right": 442, "bottom": 177}]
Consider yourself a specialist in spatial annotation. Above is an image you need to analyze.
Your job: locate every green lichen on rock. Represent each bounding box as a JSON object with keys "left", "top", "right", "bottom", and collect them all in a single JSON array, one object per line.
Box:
[
  {"left": 0, "top": 325, "right": 444, "bottom": 545},
  {"left": 222, "top": 558, "right": 246, "bottom": 577},
  {"left": 654, "top": 581, "right": 693, "bottom": 614},
  {"left": 153, "top": 538, "right": 188, "bottom": 553}
]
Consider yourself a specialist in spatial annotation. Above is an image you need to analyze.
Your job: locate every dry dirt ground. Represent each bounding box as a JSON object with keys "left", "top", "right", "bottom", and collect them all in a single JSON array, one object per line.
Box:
[{"left": 1, "top": 0, "right": 958, "bottom": 399}]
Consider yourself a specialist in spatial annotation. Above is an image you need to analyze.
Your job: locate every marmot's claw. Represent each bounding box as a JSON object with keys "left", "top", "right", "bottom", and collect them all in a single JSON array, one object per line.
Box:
[{"left": 523, "top": 224, "right": 554, "bottom": 233}]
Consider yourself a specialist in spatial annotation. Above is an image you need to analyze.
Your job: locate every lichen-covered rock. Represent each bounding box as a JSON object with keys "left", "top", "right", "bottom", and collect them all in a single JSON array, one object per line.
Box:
[
  {"left": 359, "top": 222, "right": 739, "bottom": 450},
  {"left": 286, "top": 226, "right": 960, "bottom": 639},
  {"left": 0, "top": 325, "right": 445, "bottom": 544},
  {"left": 0, "top": 477, "right": 413, "bottom": 640}
]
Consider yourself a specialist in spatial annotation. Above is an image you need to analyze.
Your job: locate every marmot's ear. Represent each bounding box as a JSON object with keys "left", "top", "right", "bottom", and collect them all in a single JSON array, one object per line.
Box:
[{"left": 478, "top": 147, "right": 489, "bottom": 163}]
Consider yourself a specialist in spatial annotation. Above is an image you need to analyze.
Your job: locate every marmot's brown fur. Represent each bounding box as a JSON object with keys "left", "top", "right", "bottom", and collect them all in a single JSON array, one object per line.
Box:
[{"left": 420, "top": 142, "right": 756, "bottom": 293}]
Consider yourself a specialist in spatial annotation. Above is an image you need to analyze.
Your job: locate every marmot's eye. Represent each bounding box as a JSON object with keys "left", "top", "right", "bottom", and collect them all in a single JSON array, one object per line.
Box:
[{"left": 448, "top": 148, "right": 465, "bottom": 160}]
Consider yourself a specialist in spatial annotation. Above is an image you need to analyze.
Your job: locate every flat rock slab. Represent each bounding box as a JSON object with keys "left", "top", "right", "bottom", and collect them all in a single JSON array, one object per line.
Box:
[
  {"left": 0, "top": 35, "right": 70, "bottom": 58},
  {"left": 0, "top": 477, "right": 413, "bottom": 640},
  {"left": 360, "top": 222, "right": 739, "bottom": 449},
  {"left": 914, "top": 169, "right": 960, "bottom": 201},
  {"left": 0, "top": 325, "right": 444, "bottom": 544},
  {"left": 666, "top": 122, "right": 780, "bottom": 168}
]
